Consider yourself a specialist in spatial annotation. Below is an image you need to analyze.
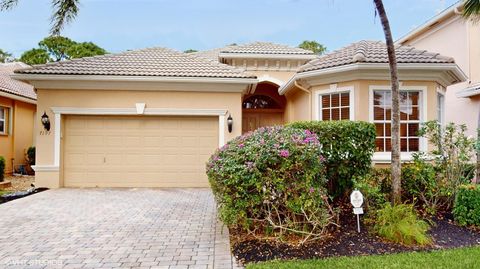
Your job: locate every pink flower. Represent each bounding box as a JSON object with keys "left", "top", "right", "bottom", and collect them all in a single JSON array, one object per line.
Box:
[
  {"left": 309, "top": 187, "right": 315, "bottom": 193},
  {"left": 238, "top": 143, "right": 245, "bottom": 148},
  {"left": 279, "top": 149, "right": 290, "bottom": 158}
]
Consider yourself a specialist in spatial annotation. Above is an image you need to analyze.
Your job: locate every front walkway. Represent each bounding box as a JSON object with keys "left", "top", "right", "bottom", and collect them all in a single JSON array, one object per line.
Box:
[{"left": 0, "top": 188, "right": 242, "bottom": 269}]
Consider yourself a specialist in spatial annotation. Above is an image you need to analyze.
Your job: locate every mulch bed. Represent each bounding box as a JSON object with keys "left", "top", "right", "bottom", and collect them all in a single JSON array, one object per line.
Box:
[{"left": 232, "top": 209, "right": 480, "bottom": 264}]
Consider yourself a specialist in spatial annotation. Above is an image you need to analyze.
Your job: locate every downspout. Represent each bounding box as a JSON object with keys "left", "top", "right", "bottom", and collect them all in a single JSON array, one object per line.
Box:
[{"left": 294, "top": 80, "right": 312, "bottom": 120}]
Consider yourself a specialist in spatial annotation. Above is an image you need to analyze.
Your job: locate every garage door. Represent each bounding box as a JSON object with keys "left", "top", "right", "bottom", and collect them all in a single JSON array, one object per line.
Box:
[{"left": 63, "top": 115, "right": 218, "bottom": 187}]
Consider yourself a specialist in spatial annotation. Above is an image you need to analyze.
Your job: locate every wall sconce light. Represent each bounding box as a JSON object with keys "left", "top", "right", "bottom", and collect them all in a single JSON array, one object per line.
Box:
[
  {"left": 41, "top": 111, "right": 50, "bottom": 131},
  {"left": 227, "top": 114, "right": 233, "bottom": 133}
]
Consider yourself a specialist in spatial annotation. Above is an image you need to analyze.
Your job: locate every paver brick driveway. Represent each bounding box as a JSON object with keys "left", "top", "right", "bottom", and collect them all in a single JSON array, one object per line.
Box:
[{"left": 0, "top": 188, "right": 241, "bottom": 269}]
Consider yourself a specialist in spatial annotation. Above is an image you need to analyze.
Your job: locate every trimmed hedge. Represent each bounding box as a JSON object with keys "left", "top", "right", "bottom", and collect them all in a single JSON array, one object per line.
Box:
[
  {"left": 0, "top": 156, "right": 5, "bottom": 182},
  {"left": 453, "top": 185, "right": 480, "bottom": 226},
  {"left": 289, "top": 121, "right": 376, "bottom": 197}
]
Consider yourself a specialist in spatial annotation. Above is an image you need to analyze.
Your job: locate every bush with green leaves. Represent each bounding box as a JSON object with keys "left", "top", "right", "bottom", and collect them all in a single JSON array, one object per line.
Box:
[
  {"left": 0, "top": 156, "right": 5, "bottom": 182},
  {"left": 207, "top": 126, "right": 335, "bottom": 244},
  {"left": 288, "top": 121, "right": 376, "bottom": 197},
  {"left": 374, "top": 203, "right": 431, "bottom": 246},
  {"left": 403, "top": 121, "right": 477, "bottom": 214},
  {"left": 453, "top": 185, "right": 480, "bottom": 226}
]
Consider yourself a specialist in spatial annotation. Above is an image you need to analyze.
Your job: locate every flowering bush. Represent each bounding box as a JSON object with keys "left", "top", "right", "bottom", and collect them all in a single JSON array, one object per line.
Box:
[{"left": 207, "top": 126, "right": 335, "bottom": 244}]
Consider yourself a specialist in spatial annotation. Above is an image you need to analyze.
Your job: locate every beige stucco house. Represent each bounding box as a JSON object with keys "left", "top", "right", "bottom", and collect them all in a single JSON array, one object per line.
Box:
[
  {"left": 397, "top": 2, "right": 480, "bottom": 137},
  {"left": 0, "top": 62, "right": 36, "bottom": 174},
  {"left": 12, "top": 41, "right": 466, "bottom": 188}
]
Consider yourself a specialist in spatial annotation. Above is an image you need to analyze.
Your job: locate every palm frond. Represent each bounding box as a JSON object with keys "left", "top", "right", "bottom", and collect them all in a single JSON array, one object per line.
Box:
[
  {"left": 0, "top": 0, "right": 18, "bottom": 11},
  {"left": 50, "top": 0, "right": 80, "bottom": 35},
  {"left": 463, "top": 0, "right": 480, "bottom": 22}
]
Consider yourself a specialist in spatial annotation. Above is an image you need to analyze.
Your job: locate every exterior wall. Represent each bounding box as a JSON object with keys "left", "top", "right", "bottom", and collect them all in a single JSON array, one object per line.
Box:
[
  {"left": 284, "top": 89, "right": 310, "bottom": 122},
  {"left": 0, "top": 96, "right": 36, "bottom": 174},
  {"left": 283, "top": 79, "right": 439, "bottom": 162},
  {"left": 249, "top": 70, "right": 296, "bottom": 86},
  {"left": 35, "top": 88, "right": 243, "bottom": 188},
  {"left": 401, "top": 16, "right": 480, "bottom": 137}
]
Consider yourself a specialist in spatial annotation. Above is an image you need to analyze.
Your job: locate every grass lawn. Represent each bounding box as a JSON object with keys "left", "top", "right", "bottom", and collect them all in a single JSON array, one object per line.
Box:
[{"left": 247, "top": 246, "right": 480, "bottom": 269}]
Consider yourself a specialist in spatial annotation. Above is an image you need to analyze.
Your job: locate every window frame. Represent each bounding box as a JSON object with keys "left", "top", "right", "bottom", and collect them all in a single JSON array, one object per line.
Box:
[
  {"left": 369, "top": 85, "right": 428, "bottom": 162},
  {"left": 314, "top": 85, "right": 355, "bottom": 121},
  {"left": 436, "top": 88, "right": 445, "bottom": 126},
  {"left": 0, "top": 106, "right": 8, "bottom": 135}
]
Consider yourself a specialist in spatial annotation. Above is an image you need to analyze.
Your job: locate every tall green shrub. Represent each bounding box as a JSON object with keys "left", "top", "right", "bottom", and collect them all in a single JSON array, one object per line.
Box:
[
  {"left": 0, "top": 156, "right": 5, "bottom": 182},
  {"left": 453, "top": 185, "right": 480, "bottom": 226},
  {"left": 289, "top": 121, "right": 376, "bottom": 197},
  {"left": 207, "top": 126, "right": 334, "bottom": 244}
]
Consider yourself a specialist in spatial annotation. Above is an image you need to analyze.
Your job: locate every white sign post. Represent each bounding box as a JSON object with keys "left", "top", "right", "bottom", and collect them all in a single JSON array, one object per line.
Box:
[{"left": 350, "top": 190, "right": 364, "bottom": 233}]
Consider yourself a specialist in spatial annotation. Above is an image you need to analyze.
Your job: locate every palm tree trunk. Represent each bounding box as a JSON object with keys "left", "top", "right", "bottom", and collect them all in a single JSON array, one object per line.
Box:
[{"left": 373, "top": 0, "right": 402, "bottom": 204}]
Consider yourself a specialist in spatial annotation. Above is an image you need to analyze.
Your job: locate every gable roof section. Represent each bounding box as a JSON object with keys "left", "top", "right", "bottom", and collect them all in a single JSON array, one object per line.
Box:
[
  {"left": 14, "top": 47, "right": 255, "bottom": 79},
  {"left": 299, "top": 40, "right": 455, "bottom": 73},
  {"left": 191, "top": 46, "right": 237, "bottom": 63},
  {"left": 218, "top": 42, "right": 317, "bottom": 60},
  {"left": 279, "top": 40, "right": 466, "bottom": 95},
  {"left": 0, "top": 62, "right": 36, "bottom": 102},
  {"left": 221, "top": 42, "right": 314, "bottom": 55}
]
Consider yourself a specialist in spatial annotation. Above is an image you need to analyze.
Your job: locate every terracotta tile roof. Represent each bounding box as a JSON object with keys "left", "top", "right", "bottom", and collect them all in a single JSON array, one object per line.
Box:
[
  {"left": 0, "top": 62, "right": 36, "bottom": 100},
  {"left": 220, "top": 42, "right": 315, "bottom": 55},
  {"left": 191, "top": 46, "right": 236, "bottom": 62},
  {"left": 299, "top": 40, "right": 455, "bottom": 73},
  {"left": 14, "top": 47, "right": 256, "bottom": 79}
]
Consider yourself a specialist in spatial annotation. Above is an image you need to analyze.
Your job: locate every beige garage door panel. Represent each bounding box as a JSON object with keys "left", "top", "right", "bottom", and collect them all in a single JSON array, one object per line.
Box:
[{"left": 63, "top": 115, "right": 218, "bottom": 187}]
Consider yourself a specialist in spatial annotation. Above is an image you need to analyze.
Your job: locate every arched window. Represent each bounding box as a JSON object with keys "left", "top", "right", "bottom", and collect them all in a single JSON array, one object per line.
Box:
[{"left": 242, "top": 95, "right": 281, "bottom": 109}]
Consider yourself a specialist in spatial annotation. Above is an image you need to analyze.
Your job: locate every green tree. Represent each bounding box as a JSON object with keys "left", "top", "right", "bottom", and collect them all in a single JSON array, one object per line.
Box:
[
  {"left": 373, "top": 0, "right": 402, "bottom": 204},
  {"left": 462, "top": 0, "right": 480, "bottom": 181},
  {"left": 39, "top": 36, "right": 76, "bottom": 61},
  {"left": 0, "top": 49, "right": 13, "bottom": 63},
  {"left": 298, "top": 40, "right": 327, "bottom": 55},
  {"left": 19, "top": 48, "right": 50, "bottom": 65},
  {"left": 1, "top": 0, "right": 80, "bottom": 35},
  {"left": 66, "top": 42, "right": 107, "bottom": 58},
  {"left": 19, "top": 36, "right": 107, "bottom": 65},
  {"left": 184, "top": 49, "right": 198, "bottom": 53}
]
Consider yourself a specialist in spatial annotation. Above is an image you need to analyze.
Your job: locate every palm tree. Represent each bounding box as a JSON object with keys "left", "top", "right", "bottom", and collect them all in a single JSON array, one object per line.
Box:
[
  {"left": 462, "top": 0, "right": 480, "bottom": 181},
  {"left": 373, "top": 0, "right": 402, "bottom": 204},
  {"left": 0, "top": 0, "right": 79, "bottom": 35}
]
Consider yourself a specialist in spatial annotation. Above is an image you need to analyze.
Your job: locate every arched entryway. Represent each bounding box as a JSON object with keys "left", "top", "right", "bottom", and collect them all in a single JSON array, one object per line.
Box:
[{"left": 242, "top": 82, "right": 286, "bottom": 133}]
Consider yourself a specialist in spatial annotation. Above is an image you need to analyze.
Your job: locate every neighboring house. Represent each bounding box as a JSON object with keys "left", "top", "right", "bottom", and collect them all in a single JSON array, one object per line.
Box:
[
  {"left": 0, "top": 62, "right": 37, "bottom": 174},
  {"left": 397, "top": 2, "right": 480, "bottom": 137},
  {"left": 12, "top": 41, "right": 465, "bottom": 188}
]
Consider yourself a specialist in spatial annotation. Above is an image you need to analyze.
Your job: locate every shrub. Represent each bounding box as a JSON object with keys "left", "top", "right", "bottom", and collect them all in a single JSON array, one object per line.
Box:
[
  {"left": 0, "top": 156, "right": 4, "bottom": 182},
  {"left": 207, "top": 126, "right": 335, "bottom": 244},
  {"left": 453, "top": 185, "right": 480, "bottom": 226},
  {"left": 402, "top": 121, "right": 477, "bottom": 214},
  {"left": 374, "top": 203, "right": 431, "bottom": 246},
  {"left": 26, "top": 146, "right": 35, "bottom": 166},
  {"left": 401, "top": 155, "right": 447, "bottom": 215},
  {"left": 289, "top": 121, "right": 376, "bottom": 197}
]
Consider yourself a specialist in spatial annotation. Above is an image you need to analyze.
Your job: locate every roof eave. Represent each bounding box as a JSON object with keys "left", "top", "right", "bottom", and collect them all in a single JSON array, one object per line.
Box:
[
  {"left": 456, "top": 84, "right": 480, "bottom": 98},
  {"left": 11, "top": 73, "right": 258, "bottom": 84},
  {"left": 218, "top": 52, "right": 317, "bottom": 60},
  {"left": 396, "top": 2, "right": 463, "bottom": 44},
  {"left": 279, "top": 62, "right": 467, "bottom": 95},
  {"left": 0, "top": 90, "right": 37, "bottom": 104}
]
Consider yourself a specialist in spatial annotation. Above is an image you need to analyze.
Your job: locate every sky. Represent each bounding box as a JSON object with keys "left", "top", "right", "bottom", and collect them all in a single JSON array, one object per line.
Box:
[{"left": 0, "top": 0, "right": 459, "bottom": 57}]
